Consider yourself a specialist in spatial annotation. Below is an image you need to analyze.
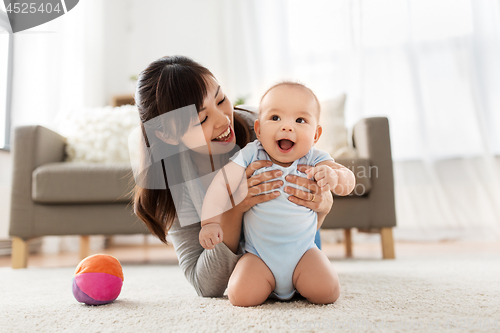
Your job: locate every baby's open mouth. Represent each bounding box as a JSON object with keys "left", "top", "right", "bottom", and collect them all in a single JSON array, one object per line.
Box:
[{"left": 277, "top": 139, "right": 294, "bottom": 152}]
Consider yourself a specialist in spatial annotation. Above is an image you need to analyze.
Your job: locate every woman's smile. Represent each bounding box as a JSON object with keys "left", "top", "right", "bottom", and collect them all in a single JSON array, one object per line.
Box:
[
  {"left": 212, "top": 124, "right": 231, "bottom": 141},
  {"left": 212, "top": 124, "right": 235, "bottom": 145}
]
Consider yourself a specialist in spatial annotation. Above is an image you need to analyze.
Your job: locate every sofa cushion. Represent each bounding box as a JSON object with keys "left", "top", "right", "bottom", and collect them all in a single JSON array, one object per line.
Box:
[
  {"left": 32, "top": 162, "right": 134, "bottom": 204},
  {"left": 333, "top": 158, "right": 372, "bottom": 197},
  {"left": 55, "top": 105, "right": 141, "bottom": 163},
  {"left": 31, "top": 158, "right": 371, "bottom": 203}
]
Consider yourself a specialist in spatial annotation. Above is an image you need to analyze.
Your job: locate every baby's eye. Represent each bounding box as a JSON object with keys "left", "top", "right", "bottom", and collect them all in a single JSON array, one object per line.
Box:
[
  {"left": 296, "top": 118, "right": 306, "bottom": 124},
  {"left": 271, "top": 115, "right": 281, "bottom": 121}
]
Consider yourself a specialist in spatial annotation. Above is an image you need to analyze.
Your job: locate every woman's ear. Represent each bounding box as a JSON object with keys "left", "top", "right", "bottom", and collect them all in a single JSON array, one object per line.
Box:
[
  {"left": 254, "top": 119, "right": 261, "bottom": 139},
  {"left": 155, "top": 130, "right": 179, "bottom": 145},
  {"left": 313, "top": 125, "right": 322, "bottom": 144}
]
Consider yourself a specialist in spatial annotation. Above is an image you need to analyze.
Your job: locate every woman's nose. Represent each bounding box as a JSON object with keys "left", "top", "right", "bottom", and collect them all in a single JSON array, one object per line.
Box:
[{"left": 213, "top": 109, "right": 229, "bottom": 128}]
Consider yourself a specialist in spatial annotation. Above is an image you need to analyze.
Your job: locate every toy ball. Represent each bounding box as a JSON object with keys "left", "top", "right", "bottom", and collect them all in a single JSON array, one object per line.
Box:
[{"left": 72, "top": 254, "right": 124, "bottom": 305}]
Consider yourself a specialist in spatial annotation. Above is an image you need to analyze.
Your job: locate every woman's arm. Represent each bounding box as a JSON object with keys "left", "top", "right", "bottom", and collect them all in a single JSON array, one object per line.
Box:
[
  {"left": 168, "top": 183, "right": 244, "bottom": 297},
  {"left": 316, "top": 192, "right": 333, "bottom": 229},
  {"left": 220, "top": 207, "right": 244, "bottom": 254},
  {"left": 169, "top": 159, "right": 284, "bottom": 298},
  {"left": 169, "top": 219, "right": 243, "bottom": 297}
]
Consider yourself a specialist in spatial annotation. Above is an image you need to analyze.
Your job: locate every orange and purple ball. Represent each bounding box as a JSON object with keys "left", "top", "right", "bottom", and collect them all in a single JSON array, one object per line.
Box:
[{"left": 72, "top": 254, "right": 124, "bottom": 305}]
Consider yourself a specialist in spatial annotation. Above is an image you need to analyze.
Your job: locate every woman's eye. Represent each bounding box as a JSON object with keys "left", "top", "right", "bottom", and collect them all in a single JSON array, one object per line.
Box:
[
  {"left": 271, "top": 115, "right": 280, "bottom": 121},
  {"left": 296, "top": 118, "right": 306, "bottom": 124},
  {"left": 217, "top": 95, "right": 226, "bottom": 105},
  {"left": 197, "top": 116, "right": 208, "bottom": 126}
]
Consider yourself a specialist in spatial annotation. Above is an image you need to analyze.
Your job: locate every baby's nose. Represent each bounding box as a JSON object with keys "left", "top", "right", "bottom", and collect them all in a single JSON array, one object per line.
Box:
[{"left": 281, "top": 123, "right": 293, "bottom": 132}]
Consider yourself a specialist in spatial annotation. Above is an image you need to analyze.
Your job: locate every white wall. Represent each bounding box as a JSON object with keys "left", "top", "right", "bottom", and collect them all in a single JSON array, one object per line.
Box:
[{"left": 125, "top": 0, "right": 229, "bottom": 97}]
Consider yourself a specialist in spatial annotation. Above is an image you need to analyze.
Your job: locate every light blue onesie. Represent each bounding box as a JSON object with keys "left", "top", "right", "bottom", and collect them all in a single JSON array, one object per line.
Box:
[{"left": 230, "top": 139, "right": 334, "bottom": 300}]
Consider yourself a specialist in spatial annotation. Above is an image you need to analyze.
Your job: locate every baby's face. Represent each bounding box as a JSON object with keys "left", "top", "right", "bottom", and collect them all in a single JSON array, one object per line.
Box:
[{"left": 255, "top": 85, "right": 322, "bottom": 167}]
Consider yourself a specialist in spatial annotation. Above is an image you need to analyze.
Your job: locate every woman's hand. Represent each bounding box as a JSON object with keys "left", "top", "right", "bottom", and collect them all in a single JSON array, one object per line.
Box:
[
  {"left": 233, "top": 160, "right": 283, "bottom": 213},
  {"left": 283, "top": 164, "right": 334, "bottom": 220}
]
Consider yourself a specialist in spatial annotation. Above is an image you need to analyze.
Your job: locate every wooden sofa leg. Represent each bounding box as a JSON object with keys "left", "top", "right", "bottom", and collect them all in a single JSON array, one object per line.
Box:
[
  {"left": 80, "top": 236, "right": 90, "bottom": 260},
  {"left": 12, "top": 237, "right": 29, "bottom": 269},
  {"left": 344, "top": 229, "right": 353, "bottom": 258},
  {"left": 380, "top": 228, "right": 395, "bottom": 259}
]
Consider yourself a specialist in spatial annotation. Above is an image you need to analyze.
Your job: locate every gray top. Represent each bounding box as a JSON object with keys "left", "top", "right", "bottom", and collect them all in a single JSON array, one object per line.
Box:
[{"left": 167, "top": 109, "right": 257, "bottom": 297}]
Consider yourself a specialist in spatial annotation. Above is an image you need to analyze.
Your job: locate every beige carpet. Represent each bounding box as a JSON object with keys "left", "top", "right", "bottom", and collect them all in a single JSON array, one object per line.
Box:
[{"left": 1, "top": 253, "right": 499, "bottom": 332}]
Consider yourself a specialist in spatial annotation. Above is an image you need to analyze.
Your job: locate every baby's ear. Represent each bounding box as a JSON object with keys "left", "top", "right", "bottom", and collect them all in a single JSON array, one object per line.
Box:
[
  {"left": 313, "top": 125, "right": 322, "bottom": 144},
  {"left": 254, "top": 119, "right": 261, "bottom": 139},
  {"left": 155, "top": 130, "right": 179, "bottom": 145}
]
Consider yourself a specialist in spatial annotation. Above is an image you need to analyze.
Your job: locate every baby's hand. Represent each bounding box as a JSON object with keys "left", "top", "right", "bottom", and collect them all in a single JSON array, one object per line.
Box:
[
  {"left": 199, "top": 223, "right": 223, "bottom": 250},
  {"left": 305, "top": 165, "right": 338, "bottom": 192}
]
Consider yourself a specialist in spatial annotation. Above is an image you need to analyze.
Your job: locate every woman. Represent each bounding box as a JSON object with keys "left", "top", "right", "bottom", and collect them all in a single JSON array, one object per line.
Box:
[{"left": 133, "top": 55, "right": 334, "bottom": 297}]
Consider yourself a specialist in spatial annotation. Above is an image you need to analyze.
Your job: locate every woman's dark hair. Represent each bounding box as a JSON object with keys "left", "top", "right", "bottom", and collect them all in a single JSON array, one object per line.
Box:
[{"left": 132, "top": 55, "right": 250, "bottom": 244}]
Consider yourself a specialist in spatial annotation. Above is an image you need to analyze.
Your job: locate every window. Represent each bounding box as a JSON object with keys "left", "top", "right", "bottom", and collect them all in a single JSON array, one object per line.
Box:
[{"left": 0, "top": 8, "right": 12, "bottom": 150}]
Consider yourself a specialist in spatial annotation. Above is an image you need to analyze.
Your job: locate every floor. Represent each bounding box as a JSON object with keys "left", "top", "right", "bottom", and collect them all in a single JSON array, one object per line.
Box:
[{"left": 1, "top": 240, "right": 499, "bottom": 268}]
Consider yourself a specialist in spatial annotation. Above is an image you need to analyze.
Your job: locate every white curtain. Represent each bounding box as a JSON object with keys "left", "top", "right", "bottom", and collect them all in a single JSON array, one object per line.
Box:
[
  {"left": 222, "top": 0, "right": 500, "bottom": 242},
  {"left": 10, "top": 0, "right": 105, "bottom": 130},
  {"left": 9, "top": 0, "right": 107, "bottom": 253}
]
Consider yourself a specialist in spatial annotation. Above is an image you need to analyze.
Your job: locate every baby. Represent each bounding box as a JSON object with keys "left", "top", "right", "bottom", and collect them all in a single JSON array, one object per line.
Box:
[{"left": 199, "top": 82, "right": 355, "bottom": 305}]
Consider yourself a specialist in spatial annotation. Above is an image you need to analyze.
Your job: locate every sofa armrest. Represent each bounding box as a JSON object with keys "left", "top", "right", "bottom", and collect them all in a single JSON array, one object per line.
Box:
[
  {"left": 352, "top": 117, "right": 396, "bottom": 227},
  {"left": 9, "top": 125, "right": 66, "bottom": 239}
]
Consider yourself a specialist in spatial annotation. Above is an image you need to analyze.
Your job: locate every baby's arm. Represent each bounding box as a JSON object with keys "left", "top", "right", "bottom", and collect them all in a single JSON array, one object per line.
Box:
[
  {"left": 305, "top": 160, "right": 355, "bottom": 196},
  {"left": 199, "top": 161, "right": 247, "bottom": 250}
]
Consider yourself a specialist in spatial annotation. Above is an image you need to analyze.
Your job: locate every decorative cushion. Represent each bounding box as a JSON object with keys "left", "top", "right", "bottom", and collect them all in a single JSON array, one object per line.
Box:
[
  {"left": 315, "top": 93, "right": 357, "bottom": 159},
  {"left": 55, "top": 105, "right": 141, "bottom": 163}
]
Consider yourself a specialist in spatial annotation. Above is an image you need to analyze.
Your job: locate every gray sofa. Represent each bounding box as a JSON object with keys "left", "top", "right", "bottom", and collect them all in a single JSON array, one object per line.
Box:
[
  {"left": 322, "top": 117, "right": 397, "bottom": 259},
  {"left": 9, "top": 125, "right": 149, "bottom": 268},
  {"left": 9, "top": 117, "right": 396, "bottom": 268}
]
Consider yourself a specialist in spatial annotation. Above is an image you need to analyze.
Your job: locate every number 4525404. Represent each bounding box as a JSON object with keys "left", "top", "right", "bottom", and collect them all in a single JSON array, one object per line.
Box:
[{"left": 6, "top": 2, "right": 62, "bottom": 14}]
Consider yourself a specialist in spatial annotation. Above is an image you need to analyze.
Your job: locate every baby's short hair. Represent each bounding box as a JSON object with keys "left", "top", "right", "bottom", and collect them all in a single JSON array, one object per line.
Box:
[{"left": 259, "top": 80, "right": 321, "bottom": 120}]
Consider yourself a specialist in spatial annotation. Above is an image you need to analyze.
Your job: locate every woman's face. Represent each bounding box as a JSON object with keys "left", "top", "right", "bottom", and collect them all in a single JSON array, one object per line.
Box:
[{"left": 180, "top": 78, "right": 236, "bottom": 155}]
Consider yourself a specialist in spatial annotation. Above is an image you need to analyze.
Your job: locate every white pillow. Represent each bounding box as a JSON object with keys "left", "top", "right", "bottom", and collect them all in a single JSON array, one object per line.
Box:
[
  {"left": 315, "top": 93, "right": 357, "bottom": 159},
  {"left": 55, "top": 105, "right": 141, "bottom": 163}
]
